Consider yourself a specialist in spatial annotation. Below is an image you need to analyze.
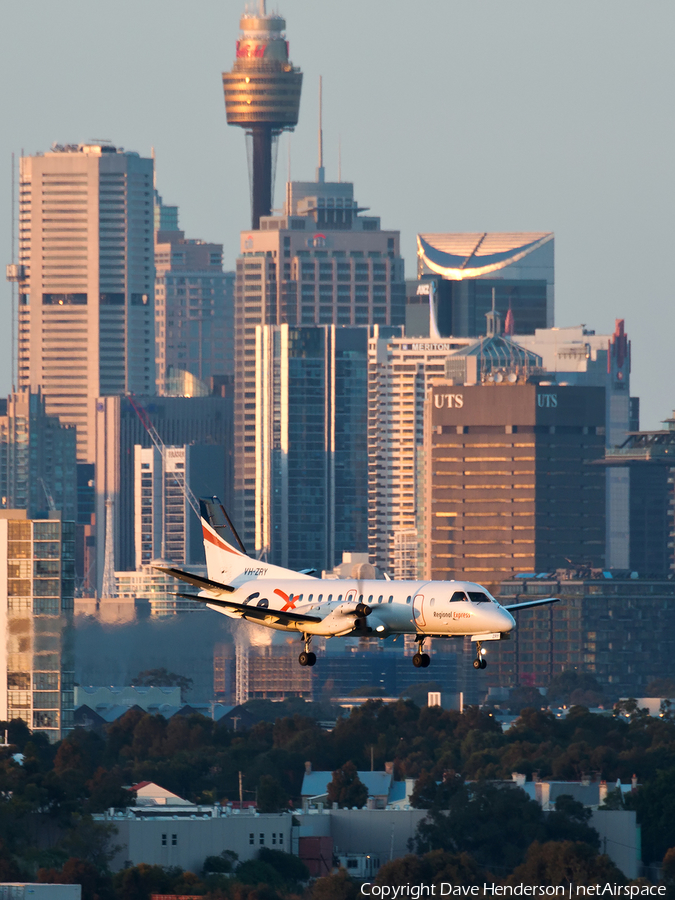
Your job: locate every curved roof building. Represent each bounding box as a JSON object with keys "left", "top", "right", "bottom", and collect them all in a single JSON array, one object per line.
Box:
[{"left": 414, "top": 232, "right": 554, "bottom": 337}]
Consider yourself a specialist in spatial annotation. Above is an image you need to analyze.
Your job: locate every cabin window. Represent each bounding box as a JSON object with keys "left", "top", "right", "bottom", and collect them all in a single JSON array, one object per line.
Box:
[
  {"left": 308, "top": 594, "right": 313, "bottom": 602},
  {"left": 450, "top": 591, "right": 467, "bottom": 602},
  {"left": 297, "top": 594, "right": 303, "bottom": 602},
  {"left": 388, "top": 595, "right": 393, "bottom": 603},
  {"left": 358, "top": 594, "right": 363, "bottom": 603},
  {"left": 430, "top": 598, "right": 435, "bottom": 607},
  {"left": 317, "top": 594, "right": 323, "bottom": 602},
  {"left": 468, "top": 592, "right": 490, "bottom": 604},
  {"left": 377, "top": 595, "right": 383, "bottom": 604},
  {"left": 337, "top": 594, "right": 342, "bottom": 602},
  {"left": 327, "top": 594, "right": 333, "bottom": 602},
  {"left": 368, "top": 595, "right": 373, "bottom": 603},
  {"left": 406, "top": 595, "right": 411, "bottom": 604}
]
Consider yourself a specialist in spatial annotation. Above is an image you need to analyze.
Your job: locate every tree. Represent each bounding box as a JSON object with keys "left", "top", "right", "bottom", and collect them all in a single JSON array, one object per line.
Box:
[
  {"left": 506, "top": 840, "right": 624, "bottom": 888},
  {"left": 646, "top": 678, "right": 675, "bottom": 697},
  {"left": 131, "top": 668, "right": 193, "bottom": 700},
  {"left": 203, "top": 849, "right": 238, "bottom": 874},
  {"left": 309, "top": 869, "right": 359, "bottom": 900},
  {"left": 662, "top": 846, "right": 675, "bottom": 888},
  {"left": 548, "top": 671, "right": 605, "bottom": 707},
  {"left": 401, "top": 682, "right": 443, "bottom": 708},
  {"left": 256, "top": 775, "right": 290, "bottom": 813},
  {"left": 545, "top": 794, "right": 600, "bottom": 849},
  {"left": 258, "top": 846, "right": 309, "bottom": 885},
  {"left": 375, "top": 850, "right": 484, "bottom": 891},
  {"left": 326, "top": 761, "right": 368, "bottom": 809},
  {"left": 410, "top": 770, "right": 438, "bottom": 809},
  {"left": 509, "top": 685, "right": 546, "bottom": 714},
  {"left": 38, "top": 857, "right": 114, "bottom": 900}
]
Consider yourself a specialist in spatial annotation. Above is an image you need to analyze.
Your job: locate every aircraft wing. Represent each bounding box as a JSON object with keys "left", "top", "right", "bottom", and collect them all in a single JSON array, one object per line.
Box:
[
  {"left": 173, "top": 592, "right": 322, "bottom": 627},
  {"left": 503, "top": 597, "right": 560, "bottom": 612}
]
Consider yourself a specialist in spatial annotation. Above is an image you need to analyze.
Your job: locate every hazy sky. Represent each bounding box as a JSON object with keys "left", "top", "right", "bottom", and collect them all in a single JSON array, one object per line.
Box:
[{"left": 1, "top": 0, "right": 673, "bottom": 428}]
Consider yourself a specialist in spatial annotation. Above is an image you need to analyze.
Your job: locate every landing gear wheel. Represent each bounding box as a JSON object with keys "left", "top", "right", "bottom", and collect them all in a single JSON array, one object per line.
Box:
[
  {"left": 480, "top": 658, "right": 487, "bottom": 669},
  {"left": 420, "top": 653, "right": 431, "bottom": 668},
  {"left": 299, "top": 651, "right": 310, "bottom": 667},
  {"left": 473, "top": 658, "right": 482, "bottom": 670},
  {"left": 306, "top": 652, "right": 317, "bottom": 667},
  {"left": 412, "top": 653, "right": 424, "bottom": 668}
]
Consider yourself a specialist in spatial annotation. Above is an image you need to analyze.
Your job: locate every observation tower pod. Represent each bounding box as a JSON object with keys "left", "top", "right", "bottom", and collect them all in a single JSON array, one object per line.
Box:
[{"left": 223, "top": 0, "right": 303, "bottom": 229}]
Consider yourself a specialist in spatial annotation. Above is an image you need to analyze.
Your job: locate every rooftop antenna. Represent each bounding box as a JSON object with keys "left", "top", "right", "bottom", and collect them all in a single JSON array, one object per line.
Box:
[
  {"left": 338, "top": 135, "right": 342, "bottom": 183},
  {"left": 316, "top": 75, "right": 325, "bottom": 183},
  {"left": 259, "top": 0, "right": 266, "bottom": 15}
]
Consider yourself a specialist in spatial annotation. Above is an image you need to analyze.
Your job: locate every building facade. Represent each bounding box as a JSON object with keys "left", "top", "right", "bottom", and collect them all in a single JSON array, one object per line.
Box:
[
  {"left": 16, "top": 143, "right": 155, "bottom": 463},
  {"left": 254, "top": 324, "right": 369, "bottom": 572},
  {"left": 94, "top": 395, "right": 233, "bottom": 588},
  {"left": 415, "top": 232, "right": 554, "bottom": 338},
  {"left": 424, "top": 382, "right": 606, "bottom": 589},
  {"left": 0, "top": 510, "right": 75, "bottom": 740},
  {"left": 154, "top": 197, "right": 234, "bottom": 393},
  {"left": 134, "top": 443, "right": 226, "bottom": 567},
  {"left": 492, "top": 575, "right": 675, "bottom": 696},
  {"left": 367, "top": 334, "right": 473, "bottom": 576},
  {"left": 234, "top": 176, "right": 406, "bottom": 545},
  {"left": 0, "top": 388, "right": 77, "bottom": 522}
]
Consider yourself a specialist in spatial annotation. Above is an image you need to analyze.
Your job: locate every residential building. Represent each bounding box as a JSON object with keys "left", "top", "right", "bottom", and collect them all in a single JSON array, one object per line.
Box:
[
  {"left": 15, "top": 143, "right": 155, "bottom": 463},
  {"left": 254, "top": 324, "right": 370, "bottom": 571},
  {"left": 0, "top": 388, "right": 77, "bottom": 521},
  {"left": 424, "top": 381, "right": 606, "bottom": 590},
  {"left": 0, "top": 509, "right": 75, "bottom": 741},
  {"left": 493, "top": 574, "right": 675, "bottom": 700},
  {"left": 94, "top": 394, "right": 233, "bottom": 588},
  {"left": 367, "top": 333, "right": 473, "bottom": 576},
  {"left": 414, "top": 231, "right": 554, "bottom": 337},
  {"left": 234, "top": 174, "right": 406, "bottom": 546},
  {"left": 133, "top": 444, "right": 226, "bottom": 567},
  {"left": 154, "top": 195, "right": 234, "bottom": 393}
]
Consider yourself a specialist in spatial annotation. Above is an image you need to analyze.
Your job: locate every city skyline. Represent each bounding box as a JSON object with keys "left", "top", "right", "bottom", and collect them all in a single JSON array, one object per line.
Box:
[{"left": 1, "top": 0, "right": 674, "bottom": 433}]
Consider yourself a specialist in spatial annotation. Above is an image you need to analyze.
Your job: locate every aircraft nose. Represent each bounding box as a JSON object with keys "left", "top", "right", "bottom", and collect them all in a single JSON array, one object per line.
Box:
[{"left": 500, "top": 608, "right": 516, "bottom": 631}]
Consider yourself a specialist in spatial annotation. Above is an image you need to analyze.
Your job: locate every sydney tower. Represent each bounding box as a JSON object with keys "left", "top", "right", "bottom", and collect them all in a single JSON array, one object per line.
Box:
[{"left": 223, "top": 1, "right": 303, "bottom": 229}]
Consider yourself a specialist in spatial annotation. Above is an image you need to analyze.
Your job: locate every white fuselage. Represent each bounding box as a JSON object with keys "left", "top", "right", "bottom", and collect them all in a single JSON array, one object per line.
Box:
[{"left": 202, "top": 577, "right": 516, "bottom": 640}]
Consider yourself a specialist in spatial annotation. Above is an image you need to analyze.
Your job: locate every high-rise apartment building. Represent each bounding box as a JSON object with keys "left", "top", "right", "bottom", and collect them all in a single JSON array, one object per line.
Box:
[
  {"left": 424, "top": 381, "right": 606, "bottom": 589},
  {"left": 16, "top": 143, "right": 155, "bottom": 462},
  {"left": 95, "top": 395, "right": 233, "bottom": 584},
  {"left": 154, "top": 196, "right": 234, "bottom": 393},
  {"left": 367, "top": 333, "right": 473, "bottom": 576},
  {"left": 254, "top": 325, "right": 370, "bottom": 572},
  {"left": 134, "top": 443, "right": 226, "bottom": 567},
  {"left": 234, "top": 176, "right": 406, "bottom": 544},
  {"left": 413, "top": 232, "right": 554, "bottom": 338},
  {"left": 0, "top": 388, "right": 77, "bottom": 521},
  {"left": 0, "top": 510, "right": 75, "bottom": 741}
]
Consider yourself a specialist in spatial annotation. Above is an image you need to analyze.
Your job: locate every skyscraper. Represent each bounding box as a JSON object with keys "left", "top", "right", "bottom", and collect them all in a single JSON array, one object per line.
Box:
[
  {"left": 413, "top": 232, "right": 554, "bottom": 338},
  {"left": 223, "top": 0, "right": 303, "bottom": 228},
  {"left": 154, "top": 196, "right": 234, "bottom": 394},
  {"left": 16, "top": 143, "right": 155, "bottom": 462},
  {"left": 234, "top": 179, "right": 406, "bottom": 545},
  {"left": 0, "top": 387, "right": 77, "bottom": 521},
  {"left": 254, "top": 324, "right": 370, "bottom": 571}
]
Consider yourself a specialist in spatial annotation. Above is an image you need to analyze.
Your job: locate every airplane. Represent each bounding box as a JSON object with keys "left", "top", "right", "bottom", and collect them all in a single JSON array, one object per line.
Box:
[{"left": 156, "top": 497, "right": 560, "bottom": 671}]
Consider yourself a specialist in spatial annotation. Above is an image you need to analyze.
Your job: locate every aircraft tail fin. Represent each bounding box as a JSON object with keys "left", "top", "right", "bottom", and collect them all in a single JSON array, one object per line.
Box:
[{"left": 199, "top": 496, "right": 316, "bottom": 584}]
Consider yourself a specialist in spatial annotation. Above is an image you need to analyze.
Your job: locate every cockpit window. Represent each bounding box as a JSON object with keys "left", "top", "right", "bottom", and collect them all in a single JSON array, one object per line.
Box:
[
  {"left": 450, "top": 591, "right": 468, "bottom": 602},
  {"left": 468, "top": 591, "right": 491, "bottom": 603}
]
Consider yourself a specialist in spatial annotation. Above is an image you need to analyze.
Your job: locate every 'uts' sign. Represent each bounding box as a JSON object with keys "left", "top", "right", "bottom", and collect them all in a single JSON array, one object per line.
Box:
[
  {"left": 434, "top": 394, "right": 464, "bottom": 409},
  {"left": 537, "top": 393, "right": 558, "bottom": 408}
]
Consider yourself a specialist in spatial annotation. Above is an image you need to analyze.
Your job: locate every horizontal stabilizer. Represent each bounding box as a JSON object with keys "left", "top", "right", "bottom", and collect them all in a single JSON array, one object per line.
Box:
[
  {"left": 172, "top": 591, "right": 322, "bottom": 627},
  {"left": 503, "top": 597, "right": 560, "bottom": 612},
  {"left": 154, "top": 565, "right": 236, "bottom": 595}
]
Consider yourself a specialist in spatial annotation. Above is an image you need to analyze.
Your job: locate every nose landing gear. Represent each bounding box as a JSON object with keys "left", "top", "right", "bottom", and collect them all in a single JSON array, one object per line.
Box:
[
  {"left": 473, "top": 641, "right": 487, "bottom": 670},
  {"left": 299, "top": 634, "right": 316, "bottom": 667},
  {"left": 412, "top": 635, "right": 431, "bottom": 668}
]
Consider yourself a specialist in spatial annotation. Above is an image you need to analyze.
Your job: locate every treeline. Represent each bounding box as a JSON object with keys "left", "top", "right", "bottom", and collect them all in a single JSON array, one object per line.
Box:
[{"left": 0, "top": 699, "right": 674, "bottom": 895}]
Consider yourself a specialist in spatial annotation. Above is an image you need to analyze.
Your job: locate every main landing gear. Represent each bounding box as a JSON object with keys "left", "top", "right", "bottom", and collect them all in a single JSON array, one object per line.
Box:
[
  {"left": 298, "top": 634, "right": 316, "bottom": 667},
  {"left": 473, "top": 641, "right": 487, "bottom": 670},
  {"left": 412, "top": 635, "right": 431, "bottom": 668}
]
